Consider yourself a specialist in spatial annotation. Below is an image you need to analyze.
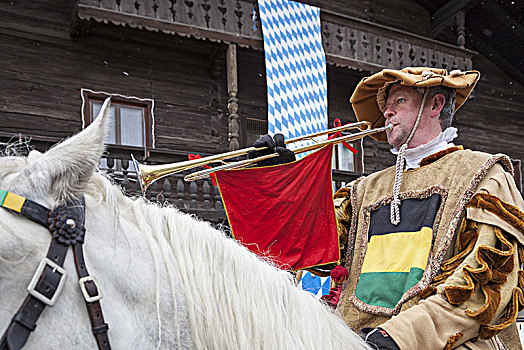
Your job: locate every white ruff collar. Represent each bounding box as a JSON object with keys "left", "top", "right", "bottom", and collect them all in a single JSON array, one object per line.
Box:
[{"left": 390, "top": 127, "right": 458, "bottom": 169}]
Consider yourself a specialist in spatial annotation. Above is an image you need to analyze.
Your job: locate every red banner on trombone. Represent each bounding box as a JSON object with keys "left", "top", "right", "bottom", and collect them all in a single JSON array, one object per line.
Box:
[{"left": 215, "top": 145, "right": 340, "bottom": 270}]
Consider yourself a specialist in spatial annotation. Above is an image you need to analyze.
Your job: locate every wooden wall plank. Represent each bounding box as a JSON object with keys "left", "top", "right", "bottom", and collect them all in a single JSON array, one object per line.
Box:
[{"left": 0, "top": 5, "right": 229, "bottom": 155}]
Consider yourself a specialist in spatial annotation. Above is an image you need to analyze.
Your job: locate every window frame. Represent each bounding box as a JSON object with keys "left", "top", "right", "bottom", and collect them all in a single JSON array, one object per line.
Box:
[
  {"left": 332, "top": 138, "right": 363, "bottom": 173},
  {"left": 240, "top": 116, "right": 268, "bottom": 148},
  {"left": 80, "top": 89, "right": 155, "bottom": 148}
]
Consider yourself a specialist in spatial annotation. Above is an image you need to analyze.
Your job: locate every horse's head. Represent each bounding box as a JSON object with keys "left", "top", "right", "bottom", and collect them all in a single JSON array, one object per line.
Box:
[{"left": 0, "top": 98, "right": 111, "bottom": 207}]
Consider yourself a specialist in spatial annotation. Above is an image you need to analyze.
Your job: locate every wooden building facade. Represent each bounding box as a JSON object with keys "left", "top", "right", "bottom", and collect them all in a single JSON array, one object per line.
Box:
[{"left": 0, "top": 0, "right": 522, "bottom": 224}]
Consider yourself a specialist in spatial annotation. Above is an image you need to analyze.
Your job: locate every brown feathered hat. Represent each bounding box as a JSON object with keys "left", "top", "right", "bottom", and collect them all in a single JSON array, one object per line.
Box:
[{"left": 349, "top": 67, "right": 480, "bottom": 142}]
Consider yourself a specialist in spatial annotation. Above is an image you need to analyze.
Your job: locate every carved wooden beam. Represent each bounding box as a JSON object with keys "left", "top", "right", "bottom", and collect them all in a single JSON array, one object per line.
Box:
[
  {"left": 430, "top": 0, "right": 474, "bottom": 38},
  {"left": 456, "top": 10, "right": 465, "bottom": 49},
  {"left": 226, "top": 44, "right": 240, "bottom": 151}
]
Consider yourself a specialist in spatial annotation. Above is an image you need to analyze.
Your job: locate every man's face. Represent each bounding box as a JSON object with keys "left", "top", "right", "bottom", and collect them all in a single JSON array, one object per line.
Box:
[{"left": 383, "top": 85, "right": 424, "bottom": 149}]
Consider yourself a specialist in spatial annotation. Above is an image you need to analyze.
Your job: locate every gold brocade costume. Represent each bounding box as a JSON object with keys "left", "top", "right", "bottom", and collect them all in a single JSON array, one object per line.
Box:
[{"left": 335, "top": 147, "right": 524, "bottom": 349}]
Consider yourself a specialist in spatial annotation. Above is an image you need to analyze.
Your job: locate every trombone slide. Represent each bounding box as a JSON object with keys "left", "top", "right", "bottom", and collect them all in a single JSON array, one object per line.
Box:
[{"left": 184, "top": 124, "right": 393, "bottom": 182}]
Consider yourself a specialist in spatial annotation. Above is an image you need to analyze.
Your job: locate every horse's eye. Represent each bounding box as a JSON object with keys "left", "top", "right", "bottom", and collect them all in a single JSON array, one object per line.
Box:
[{"left": 397, "top": 98, "right": 406, "bottom": 104}]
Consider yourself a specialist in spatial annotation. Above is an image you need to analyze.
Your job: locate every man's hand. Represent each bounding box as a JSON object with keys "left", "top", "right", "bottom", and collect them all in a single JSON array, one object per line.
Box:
[
  {"left": 247, "top": 133, "right": 295, "bottom": 166},
  {"left": 360, "top": 328, "right": 400, "bottom": 350}
]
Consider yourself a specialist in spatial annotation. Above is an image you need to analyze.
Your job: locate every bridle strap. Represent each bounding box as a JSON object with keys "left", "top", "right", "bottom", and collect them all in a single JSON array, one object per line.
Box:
[
  {"left": 0, "top": 193, "right": 111, "bottom": 350},
  {"left": 0, "top": 237, "right": 69, "bottom": 350},
  {"left": 0, "top": 190, "right": 49, "bottom": 226},
  {"left": 73, "top": 243, "right": 110, "bottom": 349}
]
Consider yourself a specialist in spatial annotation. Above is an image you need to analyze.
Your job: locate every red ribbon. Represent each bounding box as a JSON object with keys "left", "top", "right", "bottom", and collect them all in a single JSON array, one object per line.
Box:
[
  {"left": 327, "top": 119, "right": 358, "bottom": 154},
  {"left": 188, "top": 153, "right": 217, "bottom": 186}
]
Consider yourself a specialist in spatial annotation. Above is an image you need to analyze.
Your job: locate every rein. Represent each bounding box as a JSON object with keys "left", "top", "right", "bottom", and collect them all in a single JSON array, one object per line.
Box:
[{"left": 0, "top": 190, "right": 111, "bottom": 350}]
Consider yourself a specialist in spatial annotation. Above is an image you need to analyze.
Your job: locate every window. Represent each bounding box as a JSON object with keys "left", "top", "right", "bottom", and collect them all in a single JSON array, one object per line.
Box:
[
  {"left": 245, "top": 117, "right": 268, "bottom": 146},
  {"left": 331, "top": 139, "right": 363, "bottom": 192},
  {"left": 81, "top": 89, "right": 154, "bottom": 148},
  {"left": 332, "top": 140, "right": 363, "bottom": 173}
]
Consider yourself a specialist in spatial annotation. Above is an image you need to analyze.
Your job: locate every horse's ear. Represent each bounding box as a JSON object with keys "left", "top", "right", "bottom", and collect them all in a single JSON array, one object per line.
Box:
[{"left": 15, "top": 98, "right": 111, "bottom": 203}]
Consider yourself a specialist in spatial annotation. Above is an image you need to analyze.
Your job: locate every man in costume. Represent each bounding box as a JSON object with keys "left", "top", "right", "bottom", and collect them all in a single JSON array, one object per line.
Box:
[
  {"left": 249, "top": 67, "right": 524, "bottom": 349},
  {"left": 333, "top": 67, "right": 524, "bottom": 349}
]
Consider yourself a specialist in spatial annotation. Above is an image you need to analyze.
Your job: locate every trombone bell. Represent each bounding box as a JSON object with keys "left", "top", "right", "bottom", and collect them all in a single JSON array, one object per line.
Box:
[{"left": 131, "top": 154, "right": 151, "bottom": 194}]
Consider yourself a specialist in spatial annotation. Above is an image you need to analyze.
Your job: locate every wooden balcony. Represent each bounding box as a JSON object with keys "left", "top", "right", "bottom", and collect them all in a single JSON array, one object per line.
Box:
[{"left": 75, "top": 0, "right": 474, "bottom": 72}]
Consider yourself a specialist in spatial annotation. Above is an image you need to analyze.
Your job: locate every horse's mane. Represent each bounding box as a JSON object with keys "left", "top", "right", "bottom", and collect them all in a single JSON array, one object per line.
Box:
[
  {"left": 0, "top": 145, "right": 365, "bottom": 349},
  {"left": 84, "top": 171, "right": 366, "bottom": 349}
]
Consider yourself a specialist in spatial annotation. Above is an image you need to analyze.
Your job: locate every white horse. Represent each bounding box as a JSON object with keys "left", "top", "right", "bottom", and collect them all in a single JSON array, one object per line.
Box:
[{"left": 0, "top": 99, "right": 368, "bottom": 349}]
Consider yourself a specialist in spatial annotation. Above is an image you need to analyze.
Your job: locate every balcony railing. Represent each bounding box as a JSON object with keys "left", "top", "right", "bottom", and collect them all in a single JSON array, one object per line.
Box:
[
  {"left": 101, "top": 156, "right": 228, "bottom": 224},
  {"left": 76, "top": 0, "right": 474, "bottom": 71}
]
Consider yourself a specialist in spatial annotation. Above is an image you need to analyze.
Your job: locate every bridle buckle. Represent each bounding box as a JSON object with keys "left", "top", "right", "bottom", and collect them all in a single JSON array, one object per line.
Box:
[
  {"left": 27, "top": 258, "right": 67, "bottom": 306},
  {"left": 79, "top": 276, "right": 103, "bottom": 303}
]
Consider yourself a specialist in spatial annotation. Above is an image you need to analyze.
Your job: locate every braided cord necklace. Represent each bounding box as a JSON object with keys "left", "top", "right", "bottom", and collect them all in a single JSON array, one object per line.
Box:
[{"left": 390, "top": 88, "right": 429, "bottom": 225}]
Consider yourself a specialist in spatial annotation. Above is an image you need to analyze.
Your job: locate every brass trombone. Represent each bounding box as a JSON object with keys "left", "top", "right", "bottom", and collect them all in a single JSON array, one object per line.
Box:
[
  {"left": 184, "top": 124, "right": 392, "bottom": 181},
  {"left": 132, "top": 121, "right": 386, "bottom": 193}
]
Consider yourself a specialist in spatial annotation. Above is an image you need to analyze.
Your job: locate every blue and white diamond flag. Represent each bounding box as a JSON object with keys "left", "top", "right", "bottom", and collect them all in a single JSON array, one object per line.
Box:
[
  {"left": 258, "top": 0, "right": 328, "bottom": 155},
  {"left": 298, "top": 271, "right": 331, "bottom": 298}
]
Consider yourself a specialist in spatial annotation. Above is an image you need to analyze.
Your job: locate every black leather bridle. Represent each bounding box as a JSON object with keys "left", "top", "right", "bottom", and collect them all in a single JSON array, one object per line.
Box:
[{"left": 0, "top": 190, "right": 111, "bottom": 350}]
